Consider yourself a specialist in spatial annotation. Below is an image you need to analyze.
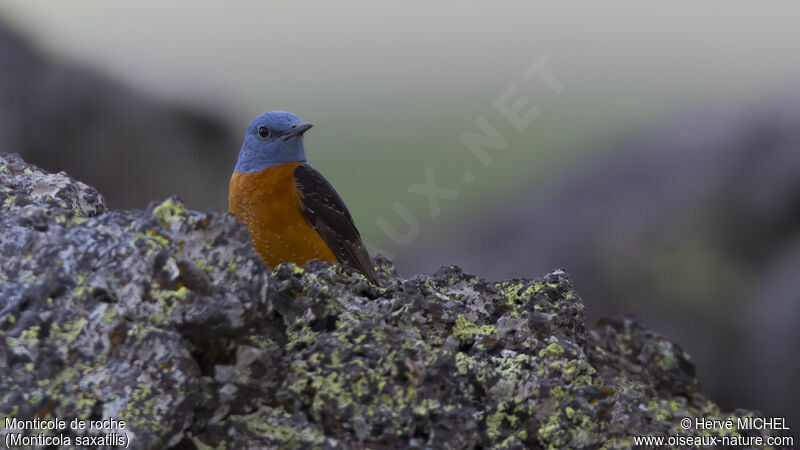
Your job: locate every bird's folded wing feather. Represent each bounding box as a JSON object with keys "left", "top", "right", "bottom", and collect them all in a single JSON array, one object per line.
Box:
[{"left": 293, "top": 164, "right": 381, "bottom": 286}]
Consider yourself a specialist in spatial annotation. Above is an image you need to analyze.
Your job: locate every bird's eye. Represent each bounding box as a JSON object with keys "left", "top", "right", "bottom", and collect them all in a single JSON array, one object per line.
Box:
[{"left": 258, "top": 126, "right": 270, "bottom": 138}]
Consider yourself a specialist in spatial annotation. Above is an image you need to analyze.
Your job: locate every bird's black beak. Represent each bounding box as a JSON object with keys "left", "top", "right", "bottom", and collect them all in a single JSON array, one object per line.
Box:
[{"left": 282, "top": 122, "right": 314, "bottom": 141}]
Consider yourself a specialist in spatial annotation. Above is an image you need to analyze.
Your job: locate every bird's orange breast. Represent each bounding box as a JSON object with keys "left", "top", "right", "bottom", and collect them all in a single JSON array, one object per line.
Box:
[{"left": 229, "top": 162, "right": 337, "bottom": 267}]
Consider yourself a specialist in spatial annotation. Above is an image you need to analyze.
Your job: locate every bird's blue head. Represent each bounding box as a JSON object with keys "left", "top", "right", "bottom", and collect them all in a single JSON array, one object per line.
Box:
[{"left": 234, "top": 111, "right": 314, "bottom": 173}]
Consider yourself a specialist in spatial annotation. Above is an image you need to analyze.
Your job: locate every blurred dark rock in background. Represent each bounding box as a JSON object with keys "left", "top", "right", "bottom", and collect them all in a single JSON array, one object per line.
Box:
[
  {"left": 0, "top": 21, "right": 237, "bottom": 210},
  {"left": 399, "top": 101, "right": 800, "bottom": 425}
]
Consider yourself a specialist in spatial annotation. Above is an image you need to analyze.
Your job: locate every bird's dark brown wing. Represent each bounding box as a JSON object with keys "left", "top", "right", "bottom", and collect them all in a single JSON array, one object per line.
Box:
[{"left": 294, "top": 164, "right": 381, "bottom": 286}]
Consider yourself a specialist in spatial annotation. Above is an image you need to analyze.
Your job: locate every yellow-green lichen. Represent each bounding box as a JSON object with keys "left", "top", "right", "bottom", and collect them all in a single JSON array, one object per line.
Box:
[
  {"left": 130, "top": 230, "right": 170, "bottom": 254},
  {"left": 192, "top": 258, "right": 215, "bottom": 273},
  {"left": 286, "top": 323, "right": 319, "bottom": 350},
  {"left": 495, "top": 429, "right": 528, "bottom": 449},
  {"left": 119, "top": 383, "right": 164, "bottom": 433},
  {"left": 310, "top": 372, "right": 352, "bottom": 413},
  {"left": 539, "top": 342, "right": 565, "bottom": 358},
  {"left": 495, "top": 281, "right": 543, "bottom": 307},
  {"left": 537, "top": 410, "right": 567, "bottom": 446},
  {"left": 412, "top": 398, "right": 439, "bottom": 416},
  {"left": 3, "top": 195, "right": 16, "bottom": 209},
  {"left": 453, "top": 315, "right": 497, "bottom": 341},
  {"left": 246, "top": 335, "right": 280, "bottom": 352},
  {"left": 148, "top": 284, "right": 189, "bottom": 324},
  {"left": 19, "top": 325, "right": 41, "bottom": 343},
  {"left": 151, "top": 285, "right": 189, "bottom": 302},
  {"left": 548, "top": 385, "right": 569, "bottom": 401},
  {"left": 152, "top": 197, "right": 188, "bottom": 229},
  {"left": 101, "top": 307, "right": 117, "bottom": 325},
  {"left": 240, "top": 407, "right": 325, "bottom": 448},
  {"left": 485, "top": 410, "right": 505, "bottom": 439},
  {"left": 455, "top": 352, "right": 476, "bottom": 375}
]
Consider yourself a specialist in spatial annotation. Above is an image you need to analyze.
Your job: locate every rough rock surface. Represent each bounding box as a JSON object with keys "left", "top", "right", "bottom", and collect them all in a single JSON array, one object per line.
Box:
[{"left": 0, "top": 153, "right": 784, "bottom": 448}]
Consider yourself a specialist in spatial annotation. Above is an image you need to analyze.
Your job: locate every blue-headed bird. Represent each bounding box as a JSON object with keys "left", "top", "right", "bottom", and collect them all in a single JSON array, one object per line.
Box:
[{"left": 228, "top": 111, "right": 380, "bottom": 286}]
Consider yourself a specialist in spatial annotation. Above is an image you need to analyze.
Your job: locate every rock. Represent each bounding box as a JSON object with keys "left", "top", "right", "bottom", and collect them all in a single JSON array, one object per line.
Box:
[{"left": 0, "top": 153, "right": 783, "bottom": 448}]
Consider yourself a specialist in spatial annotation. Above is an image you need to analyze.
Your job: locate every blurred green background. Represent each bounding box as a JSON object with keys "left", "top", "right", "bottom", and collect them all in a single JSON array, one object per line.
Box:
[
  {"left": 3, "top": 1, "right": 798, "bottom": 245},
  {"left": 2, "top": 0, "right": 799, "bottom": 429}
]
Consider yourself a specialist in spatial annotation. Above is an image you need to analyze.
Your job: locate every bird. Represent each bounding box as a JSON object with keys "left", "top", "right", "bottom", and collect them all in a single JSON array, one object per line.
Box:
[{"left": 228, "top": 111, "right": 381, "bottom": 286}]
